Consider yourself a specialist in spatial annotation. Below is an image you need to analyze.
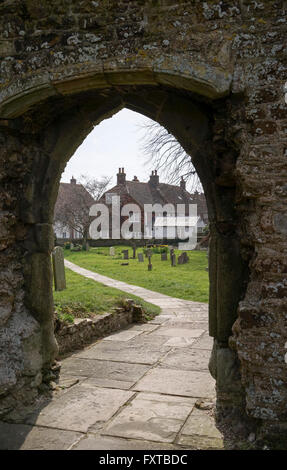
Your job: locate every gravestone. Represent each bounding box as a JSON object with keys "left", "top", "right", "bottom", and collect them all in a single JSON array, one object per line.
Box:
[
  {"left": 182, "top": 252, "right": 189, "bottom": 263},
  {"left": 171, "top": 253, "right": 176, "bottom": 267},
  {"left": 138, "top": 253, "right": 144, "bottom": 262},
  {"left": 178, "top": 252, "right": 189, "bottom": 265},
  {"left": 110, "top": 247, "right": 115, "bottom": 256},
  {"left": 146, "top": 248, "right": 152, "bottom": 258},
  {"left": 122, "top": 249, "right": 129, "bottom": 260},
  {"left": 52, "top": 246, "right": 66, "bottom": 291},
  {"left": 161, "top": 252, "right": 167, "bottom": 261},
  {"left": 132, "top": 245, "right": 137, "bottom": 259},
  {"left": 170, "top": 248, "right": 174, "bottom": 261},
  {"left": 148, "top": 255, "right": 152, "bottom": 271}
]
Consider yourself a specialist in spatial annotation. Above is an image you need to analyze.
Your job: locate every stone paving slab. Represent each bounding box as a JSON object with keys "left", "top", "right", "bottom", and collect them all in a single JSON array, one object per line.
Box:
[
  {"left": 72, "top": 435, "right": 184, "bottom": 450},
  {"left": 103, "top": 393, "right": 196, "bottom": 443},
  {"left": 178, "top": 408, "right": 223, "bottom": 450},
  {"left": 162, "top": 337, "right": 197, "bottom": 348},
  {"left": 74, "top": 337, "right": 170, "bottom": 365},
  {"left": 148, "top": 316, "right": 170, "bottom": 325},
  {"left": 102, "top": 329, "right": 144, "bottom": 342},
  {"left": 25, "top": 381, "right": 133, "bottom": 433},
  {"left": 0, "top": 422, "right": 82, "bottom": 450},
  {"left": 151, "top": 327, "right": 205, "bottom": 338},
  {"left": 60, "top": 357, "right": 150, "bottom": 383},
  {"left": 133, "top": 368, "right": 215, "bottom": 399},
  {"left": 131, "top": 324, "right": 160, "bottom": 332},
  {"left": 165, "top": 321, "right": 208, "bottom": 329},
  {"left": 80, "top": 377, "right": 134, "bottom": 390},
  {"left": 192, "top": 334, "right": 214, "bottom": 350},
  {"left": 160, "top": 347, "right": 211, "bottom": 371}
]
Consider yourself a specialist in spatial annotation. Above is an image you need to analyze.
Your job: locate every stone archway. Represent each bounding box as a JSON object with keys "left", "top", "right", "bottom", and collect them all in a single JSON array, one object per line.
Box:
[{"left": 0, "top": 0, "right": 286, "bottom": 443}]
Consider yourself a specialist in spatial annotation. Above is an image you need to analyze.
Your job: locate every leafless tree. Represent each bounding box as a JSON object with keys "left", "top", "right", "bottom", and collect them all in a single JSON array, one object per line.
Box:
[
  {"left": 139, "top": 120, "right": 203, "bottom": 193},
  {"left": 79, "top": 175, "right": 112, "bottom": 201},
  {"left": 54, "top": 175, "right": 112, "bottom": 248}
]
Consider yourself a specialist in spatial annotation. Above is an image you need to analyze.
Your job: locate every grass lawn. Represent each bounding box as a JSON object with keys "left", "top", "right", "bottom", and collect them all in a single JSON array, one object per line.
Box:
[
  {"left": 64, "top": 246, "right": 209, "bottom": 303},
  {"left": 53, "top": 267, "right": 161, "bottom": 323}
]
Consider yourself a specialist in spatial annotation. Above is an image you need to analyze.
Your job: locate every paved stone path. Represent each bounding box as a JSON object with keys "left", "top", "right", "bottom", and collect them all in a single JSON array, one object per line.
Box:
[{"left": 0, "top": 261, "right": 223, "bottom": 450}]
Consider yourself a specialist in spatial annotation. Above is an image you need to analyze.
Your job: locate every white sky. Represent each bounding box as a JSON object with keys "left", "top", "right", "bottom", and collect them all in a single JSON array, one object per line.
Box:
[{"left": 60, "top": 108, "right": 156, "bottom": 187}]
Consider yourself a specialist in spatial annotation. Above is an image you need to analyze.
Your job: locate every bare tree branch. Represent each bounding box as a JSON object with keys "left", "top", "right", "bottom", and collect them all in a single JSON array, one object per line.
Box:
[
  {"left": 54, "top": 175, "right": 112, "bottom": 245},
  {"left": 138, "top": 120, "right": 203, "bottom": 193}
]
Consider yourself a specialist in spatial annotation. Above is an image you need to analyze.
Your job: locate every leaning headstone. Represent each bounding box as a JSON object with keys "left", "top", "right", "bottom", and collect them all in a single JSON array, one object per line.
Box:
[
  {"left": 122, "top": 249, "right": 129, "bottom": 260},
  {"left": 52, "top": 246, "right": 66, "bottom": 291},
  {"left": 138, "top": 253, "right": 144, "bottom": 262},
  {"left": 171, "top": 253, "right": 176, "bottom": 267},
  {"left": 161, "top": 252, "right": 167, "bottom": 261},
  {"left": 110, "top": 246, "right": 115, "bottom": 256},
  {"left": 178, "top": 254, "right": 183, "bottom": 265}
]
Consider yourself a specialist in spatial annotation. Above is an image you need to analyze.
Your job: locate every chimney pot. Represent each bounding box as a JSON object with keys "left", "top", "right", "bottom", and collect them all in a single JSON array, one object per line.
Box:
[
  {"left": 149, "top": 170, "right": 159, "bottom": 186},
  {"left": 117, "top": 167, "right": 126, "bottom": 185}
]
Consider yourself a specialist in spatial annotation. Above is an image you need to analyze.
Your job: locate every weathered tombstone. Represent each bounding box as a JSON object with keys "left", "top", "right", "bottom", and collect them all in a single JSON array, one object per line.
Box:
[
  {"left": 184, "top": 252, "right": 189, "bottom": 263},
  {"left": 52, "top": 246, "right": 66, "bottom": 291},
  {"left": 178, "top": 254, "right": 183, "bottom": 265},
  {"left": 170, "top": 248, "right": 174, "bottom": 261},
  {"left": 132, "top": 245, "right": 136, "bottom": 259},
  {"left": 122, "top": 249, "right": 129, "bottom": 260},
  {"left": 148, "top": 255, "right": 152, "bottom": 271},
  {"left": 161, "top": 252, "right": 167, "bottom": 261},
  {"left": 171, "top": 253, "right": 176, "bottom": 267},
  {"left": 181, "top": 252, "right": 189, "bottom": 264},
  {"left": 110, "top": 246, "right": 115, "bottom": 256},
  {"left": 138, "top": 253, "right": 144, "bottom": 262}
]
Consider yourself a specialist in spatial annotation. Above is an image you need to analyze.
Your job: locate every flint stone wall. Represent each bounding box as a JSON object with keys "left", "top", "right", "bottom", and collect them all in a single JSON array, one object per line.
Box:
[{"left": 55, "top": 304, "right": 145, "bottom": 357}]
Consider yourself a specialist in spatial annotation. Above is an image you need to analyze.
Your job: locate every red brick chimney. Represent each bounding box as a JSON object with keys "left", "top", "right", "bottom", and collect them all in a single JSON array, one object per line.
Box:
[
  {"left": 149, "top": 170, "right": 159, "bottom": 186},
  {"left": 117, "top": 167, "right": 126, "bottom": 185},
  {"left": 180, "top": 176, "right": 186, "bottom": 190}
]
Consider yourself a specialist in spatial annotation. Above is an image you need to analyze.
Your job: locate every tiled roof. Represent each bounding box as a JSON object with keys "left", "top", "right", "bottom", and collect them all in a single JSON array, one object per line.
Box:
[
  {"left": 54, "top": 182, "right": 95, "bottom": 215},
  {"left": 101, "top": 180, "right": 207, "bottom": 220}
]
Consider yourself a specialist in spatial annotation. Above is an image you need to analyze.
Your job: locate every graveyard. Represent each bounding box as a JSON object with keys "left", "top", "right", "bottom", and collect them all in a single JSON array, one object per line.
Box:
[
  {"left": 63, "top": 246, "right": 209, "bottom": 303},
  {"left": 54, "top": 266, "right": 160, "bottom": 324}
]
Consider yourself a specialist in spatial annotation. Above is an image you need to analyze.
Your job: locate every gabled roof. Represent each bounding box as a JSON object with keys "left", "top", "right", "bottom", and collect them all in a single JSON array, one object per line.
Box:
[
  {"left": 54, "top": 181, "right": 95, "bottom": 216},
  {"left": 101, "top": 181, "right": 196, "bottom": 208}
]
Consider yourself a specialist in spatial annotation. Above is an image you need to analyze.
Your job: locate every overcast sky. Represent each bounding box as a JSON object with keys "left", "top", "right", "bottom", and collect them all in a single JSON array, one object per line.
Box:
[{"left": 60, "top": 108, "right": 156, "bottom": 187}]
